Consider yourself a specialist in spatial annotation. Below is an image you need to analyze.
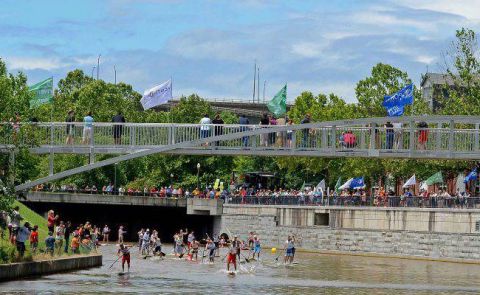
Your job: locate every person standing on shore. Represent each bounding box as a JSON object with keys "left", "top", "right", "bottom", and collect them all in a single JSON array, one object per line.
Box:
[
  {"left": 118, "top": 225, "right": 126, "bottom": 244},
  {"left": 29, "top": 225, "right": 39, "bottom": 254},
  {"left": 47, "top": 210, "right": 56, "bottom": 234},
  {"left": 64, "top": 221, "right": 72, "bottom": 253},
  {"left": 16, "top": 222, "right": 31, "bottom": 257},
  {"left": 103, "top": 225, "right": 110, "bottom": 243}
]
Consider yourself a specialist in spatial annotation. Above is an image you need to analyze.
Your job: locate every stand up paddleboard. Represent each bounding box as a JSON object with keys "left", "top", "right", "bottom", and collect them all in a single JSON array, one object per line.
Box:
[{"left": 227, "top": 271, "right": 236, "bottom": 276}]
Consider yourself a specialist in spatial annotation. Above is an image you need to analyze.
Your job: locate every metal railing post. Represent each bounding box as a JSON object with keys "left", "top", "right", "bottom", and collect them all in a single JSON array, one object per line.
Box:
[
  {"left": 436, "top": 122, "right": 442, "bottom": 150},
  {"left": 331, "top": 125, "right": 336, "bottom": 154},
  {"left": 369, "top": 123, "right": 376, "bottom": 150},
  {"left": 448, "top": 119, "right": 455, "bottom": 153},
  {"left": 360, "top": 125, "right": 366, "bottom": 149},
  {"left": 322, "top": 128, "right": 327, "bottom": 149},
  {"left": 130, "top": 125, "right": 136, "bottom": 147},
  {"left": 475, "top": 123, "right": 479, "bottom": 151},
  {"left": 409, "top": 121, "right": 415, "bottom": 154}
]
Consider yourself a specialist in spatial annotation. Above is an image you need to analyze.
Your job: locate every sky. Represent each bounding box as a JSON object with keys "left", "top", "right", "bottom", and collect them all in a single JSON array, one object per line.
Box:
[{"left": 2, "top": 0, "right": 480, "bottom": 103}]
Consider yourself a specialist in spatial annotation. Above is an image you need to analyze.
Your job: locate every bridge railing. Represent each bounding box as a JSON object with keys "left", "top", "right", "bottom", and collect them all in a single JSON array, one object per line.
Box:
[
  {"left": 227, "top": 195, "right": 480, "bottom": 209},
  {"left": 1, "top": 120, "right": 480, "bottom": 154}
]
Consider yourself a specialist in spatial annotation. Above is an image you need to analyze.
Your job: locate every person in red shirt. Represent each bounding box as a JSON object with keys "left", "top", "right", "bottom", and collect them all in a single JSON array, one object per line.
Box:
[
  {"left": 30, "top": 225, "right": 39, "bottom": 254},
  {"left": 47, "top": 210, "right": 57, "bottom": 233}
]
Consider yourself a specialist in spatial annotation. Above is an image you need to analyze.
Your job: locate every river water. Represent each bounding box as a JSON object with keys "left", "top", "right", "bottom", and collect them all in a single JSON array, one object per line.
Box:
[{"left": 2, "top": 244, "right": 480, "bottom": 294}]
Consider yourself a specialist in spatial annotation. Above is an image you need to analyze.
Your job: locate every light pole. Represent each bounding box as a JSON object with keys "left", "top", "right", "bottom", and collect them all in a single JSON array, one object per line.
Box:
[
  {"left": 170, "top": 173, "right": 174, "bottom": 186},
  {"left": 114, "top": 65, "right": 117, "bottom": 84},
  {"left": 196, "top": 163, "right": 201, "bottom": 189},
  {"left": 91, "top": 66, "right": 96, "bottom": 79},
  {"left": 97, "top": 54, "right": 101, "bottom": 80}
]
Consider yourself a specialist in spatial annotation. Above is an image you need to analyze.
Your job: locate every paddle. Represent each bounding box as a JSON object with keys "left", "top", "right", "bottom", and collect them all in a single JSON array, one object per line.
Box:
[
  {"left": 274, "top": 248, "right": 285, "bottom": 262},
  {"left": 109, "top": 255, "right": 121, "bottom": 269}
]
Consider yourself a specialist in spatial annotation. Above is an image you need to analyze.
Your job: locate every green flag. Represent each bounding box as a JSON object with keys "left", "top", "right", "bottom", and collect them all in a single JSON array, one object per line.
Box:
[
  {"left": 300, "top": 181, "right": 305, "bottom": 191},
  {"left": 425, "top": 172, "right": 443, "bottom": 185},
  {"left": 267, "top": 84, "right": 287, "bottom": 117},
  {"left": 335, "top": 177, "right": 342, "bottom": 193},
  {"left": 29, "top": 77, "right": 53, "bottom": 108}
]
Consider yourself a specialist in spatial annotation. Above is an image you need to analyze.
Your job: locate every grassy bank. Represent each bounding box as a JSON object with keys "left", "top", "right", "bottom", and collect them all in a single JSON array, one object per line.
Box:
[{"left": 1, "top": 201, "right": 95, "bottom": 264}]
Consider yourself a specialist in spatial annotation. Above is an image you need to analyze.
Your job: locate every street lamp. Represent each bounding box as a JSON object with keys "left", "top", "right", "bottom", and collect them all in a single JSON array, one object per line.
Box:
[
  {"left": 170, "top": 173, "right": 174, "bottom": 186},
  {"left": 196, "top": 163, "right": 201, "bottom": 189},
  {"left": 114, "top": 65, "right": 117, "bottom": 84},
  {"left": 91, "top": 66, "right": 96, "bottom": 79}
]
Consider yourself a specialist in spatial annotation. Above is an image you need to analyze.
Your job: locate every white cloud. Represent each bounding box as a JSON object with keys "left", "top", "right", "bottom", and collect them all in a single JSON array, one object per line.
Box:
[
  {"left": 6, "top": 56, "right": 69, "bottom": 70},
  {"left": 291, "top": 42, "right": 325, "bottom": 58},
  {"left": 397, "top": 0, "right": 480, "bottom": 21},
  {"left": 415, "top": 55, "right": 435, "bottom": 64}
]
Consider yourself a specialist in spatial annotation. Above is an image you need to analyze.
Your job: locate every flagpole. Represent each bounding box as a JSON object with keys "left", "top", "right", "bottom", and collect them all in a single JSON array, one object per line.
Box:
[
  {"left": 257, "top": 67, "right": 260, "bottom": 104},
  {"left": 170, "top": 76, "right": 173, "bottom": 124}
]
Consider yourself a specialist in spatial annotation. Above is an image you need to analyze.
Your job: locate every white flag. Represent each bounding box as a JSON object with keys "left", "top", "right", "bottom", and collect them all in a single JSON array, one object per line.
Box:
[
  {"left": 316, "top": 179, "right": 325, "bottom": 192},
  {"left": 420, "top": 181, "right": 428, "bottom": 191},
  {"left": 338, "top": 178, "right": 353, "bottom": 190},
  {"left": 402, "top": 174, "right": 416, "bottom": 188},
  {"left": 140, "top": 79, "right": 172, "bottom": 110}
]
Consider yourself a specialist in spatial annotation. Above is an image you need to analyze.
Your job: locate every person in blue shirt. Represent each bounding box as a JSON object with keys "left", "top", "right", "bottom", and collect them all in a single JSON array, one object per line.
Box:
[
  {"left": 16, "top": 222, "right": 31, "bottom": 257},
  {"left": 82, "top": 112, "right": 94, "bottom": 145},
  {"left": 45, "top": 231, "right": 55, "bottom": 256}
]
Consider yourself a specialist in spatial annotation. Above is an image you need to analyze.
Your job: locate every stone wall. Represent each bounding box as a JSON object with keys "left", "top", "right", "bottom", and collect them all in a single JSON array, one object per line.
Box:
[
  {"left": 0, "top": 254, "right": 102, "bottom": 282},
  {"left": 221, "top": 205, "right": 480, "bottom": 261}
]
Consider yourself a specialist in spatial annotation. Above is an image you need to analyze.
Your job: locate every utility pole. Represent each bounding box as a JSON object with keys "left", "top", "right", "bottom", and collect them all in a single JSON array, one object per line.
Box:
[
  {"left": 257, "top": 67, "right": 260, "bottom": 103},
  {"left": 114, "top": 65, "right": 117, "bottom": 84},
  {"left": 263, "top": 80, "right": 266, "bottom": 103},
  {"left": 97, "top": 54, "right": 101, "bottom": 80},
  {"left": 252, "top": 60, "right": 256, "bottom": 103}
]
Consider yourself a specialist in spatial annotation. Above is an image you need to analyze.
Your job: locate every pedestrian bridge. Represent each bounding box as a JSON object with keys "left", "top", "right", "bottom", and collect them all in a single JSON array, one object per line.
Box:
[{"left": 3, "top": 115, "right": 480, "bottom": 191}]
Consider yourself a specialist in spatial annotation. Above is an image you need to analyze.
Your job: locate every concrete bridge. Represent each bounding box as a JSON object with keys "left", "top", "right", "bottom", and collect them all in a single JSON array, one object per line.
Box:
[
  {"left": 2, "top": 115, "right": 480, "bottom": 191},
  {"left": 22, "top": 192, "right": 223, "bottom": 216}
]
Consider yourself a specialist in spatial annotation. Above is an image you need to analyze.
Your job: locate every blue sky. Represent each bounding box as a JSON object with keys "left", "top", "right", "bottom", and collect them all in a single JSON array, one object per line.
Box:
[{"left": 2, "top": 0, "right": 480, "bottom": 102}]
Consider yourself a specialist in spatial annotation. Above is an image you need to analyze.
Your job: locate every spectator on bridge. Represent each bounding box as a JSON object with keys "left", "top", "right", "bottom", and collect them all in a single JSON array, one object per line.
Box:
[
  {"left": 417, "top": 121, "right": 428, "bottom": 150},
  {"left": 286, "top": 119, "right": 294, "bottom": 148},
  {"left": 112, "top": 111, "right": 126, "bottom": 145},
  {"left": 82, "top": 111, "right": 94, "bottom": 145},
  {"left": 65, "top": 110, "right": 75, "bottom": 145},
  {"left": 118, "top": 186, "right": 125, "bottom": 195},
  {"left": 344, "top": 131, "right": 357, "bottom": 148},
  {"left": 239, "top": 114, "right": 250, "bottom": 147},
  {"left": 269, "top": 115, "right": 277, "bottom": 146},
  {"left": 199, "top": 114, "right": 211, "bottom": 146},
  {"left": 91, "top": 185, "right": 98, "bottom": 194},
  {"left": 300, "top": 113, "right": 311, "bottom": 148},
  {"left": 212, "top": 113, "right": 224, "bottom": 147},
  {"left": 276, "top": 116, "right": 286, "bottom": 147},
  {"left": 260, "top": 113, "right": 269, "bottom": 147},
  {"left": 385, "top": 121, "right": 394, "bottom": 149}
]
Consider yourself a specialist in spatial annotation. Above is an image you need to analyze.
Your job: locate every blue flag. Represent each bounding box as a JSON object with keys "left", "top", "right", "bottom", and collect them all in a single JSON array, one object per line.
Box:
[
  {"left": 350, "top": 177, "right": 365, "bottom": 189},
  {"left": 383, "top": 84, "right": 414, "bottom": 108},
  {"left": 140, "top": 79, "right": 172, "bottom": 110},
  {"left": 386, "top": 104, "right": 404, "bottom": 117},
  {"left": 464, "top": 168, "right": 477, "bottom": 183}
]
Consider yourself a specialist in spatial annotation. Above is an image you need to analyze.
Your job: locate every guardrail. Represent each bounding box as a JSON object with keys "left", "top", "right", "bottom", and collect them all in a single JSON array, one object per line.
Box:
[
  {"left": 1, "top": 116, "right": 480, "bottom": 156},
  {"left": 226, "top": 195, "right": 480, "bottom": 209}
]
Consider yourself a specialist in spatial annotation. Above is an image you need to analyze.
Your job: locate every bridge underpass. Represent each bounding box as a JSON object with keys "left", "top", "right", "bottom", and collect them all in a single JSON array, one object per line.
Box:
[
  {"left": 2, "top": 115, "right": 480, "bottom": 192},
  {"left": 20, "top": 192, "right": 223, "bottom": 242}
]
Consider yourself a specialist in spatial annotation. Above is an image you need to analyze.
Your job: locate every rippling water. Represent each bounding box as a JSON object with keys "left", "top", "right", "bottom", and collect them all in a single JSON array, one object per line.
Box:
[{"left": 2, "top": 244, "right": 480, "bottom": 294}]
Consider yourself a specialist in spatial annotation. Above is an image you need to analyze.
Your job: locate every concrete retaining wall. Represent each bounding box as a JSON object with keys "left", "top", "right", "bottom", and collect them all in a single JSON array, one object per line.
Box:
[
  {"left": 0, "top": 254, "right": 102, "bottom": 282},
  {"left": 221, "top": 205, "right": 480, "bottom": 261}
]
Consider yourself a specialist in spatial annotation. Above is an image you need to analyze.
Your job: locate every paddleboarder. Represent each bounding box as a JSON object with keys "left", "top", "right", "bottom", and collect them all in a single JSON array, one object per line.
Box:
[{"left": 117, "top": 243, "right": 131, "bottom": 273}]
